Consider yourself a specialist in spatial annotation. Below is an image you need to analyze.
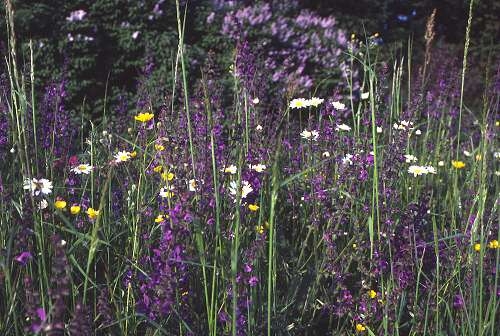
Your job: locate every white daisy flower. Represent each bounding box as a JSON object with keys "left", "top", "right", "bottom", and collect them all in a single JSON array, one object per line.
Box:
[
  {"left": 114, "top": 151, "right": 131, "bottom": 163},
  {"left": 222, "top": 164, "right": 237, "bottom": 175},
  {"left": 376, "top": 126, "right": 383, "bottom": 134},
  {"left": 38, "top": 199, "right": 49, "bottom": 210},
  {"left": 71, "top": 163, "right": 93, "bottom": 175},
  {"left": 229, "top": 180, "right": 253, "bottom": 201},
  {"left": 331, "top": 101, "right": 346, "bottom": 110},
  {"left": 404, "top": 154, "right": 418, "bottom": 163},
  {"left": 307, "top": 97, "right": 324, "bottom": 107},
  {"left": 188, "top": 179, "right": 197, "bottom": 192},
  {"left": 252, "top": 97, "right": 260, "bottom": 104},
  {"left": 256, "top": 125, "right": 263, "bottom": 132},
  {"left": 159, "top": 185, "right": 175, "bottom": 198},
  {"left": 335, "top": 124, "right": 351, "bottom": 131},
  {"left": 408, "top": 165, "right": 428, "bottom": 177},
  {"left": 415, "top": 129, "right": 422, "bottom": 135},
  {"left": 23, "top": 178, "right": 53, "bottom": 196},
  {"left": 361, "top": 92, "right": 369, "bottom": 100},
  {"left": 249, "top": 164, "right": 266, "bottom": 173},
  {"left": 425, "top": 166, "right": 437, "bottom": 174},
  {"left": 289, "top": 98, "right": 308, "bottom": 109},
  {"left": 322, "top": 151, "right": 330, "bottom": 158},
  {"left": 342, "top": 153, "right": 354, "bottom": 165}
]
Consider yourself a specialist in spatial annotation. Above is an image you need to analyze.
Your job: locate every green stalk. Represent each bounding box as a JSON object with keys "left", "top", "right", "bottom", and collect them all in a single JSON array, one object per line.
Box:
[{"left": 456, "top": 0, "right": 474, "bottom": 158}]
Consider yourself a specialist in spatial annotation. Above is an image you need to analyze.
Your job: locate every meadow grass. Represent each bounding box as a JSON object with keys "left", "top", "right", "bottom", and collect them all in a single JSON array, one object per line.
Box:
[{"left": 0, "top": 1, "right": 498, "bottom": 335}]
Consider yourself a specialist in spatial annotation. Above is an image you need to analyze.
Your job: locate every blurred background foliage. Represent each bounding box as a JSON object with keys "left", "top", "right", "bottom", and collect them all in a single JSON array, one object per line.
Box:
[{"left": 0, "top": 0, "right": 498, "bottom": 119}]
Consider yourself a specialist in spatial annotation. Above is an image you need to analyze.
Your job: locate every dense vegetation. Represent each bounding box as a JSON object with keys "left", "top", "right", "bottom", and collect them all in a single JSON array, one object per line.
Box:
[{"left": 0, "top": 0, "right": 498, "bottom": 335}]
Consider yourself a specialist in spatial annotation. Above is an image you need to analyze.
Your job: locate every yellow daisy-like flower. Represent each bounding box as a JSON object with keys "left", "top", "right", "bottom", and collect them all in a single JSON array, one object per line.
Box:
[
  {"left": 54, "top": 199, "right": 67, "bottom": 210},
  {"left": 155, "top": 144, "right": 165, "bottom": 151},
  {"left": 70, "top": 205, "right": 81, "bottom": 215},
  {"left": 488, "top": 240, "right": 499, "bottom": 249},
  {"left": 451, "top": 160, "right": 466, "bottom": 169},
  {"left": 255, "top": 225, "right": 264, "bottom": 234},
  {"left": 356, "top": 323, "right": 366, "bottom": 332},
  {"left": 155, "top": 214, "right": 167, "bottom": 223},
  {"left": 368, "top": 290, "right": 377, "bottom": 299},
  {"left": 248, "top": 204, "right": 259, "bottom": 212},
  {"left": 134, "top": 112, "right": 154, "bottom": 123},
  {"left": 153, "top": 165, "right": 163, "bottom": 173},
  {"left": 161, "top": 172, "right": 175, "bottom": 181},
  {"left": 474, "top": 243, "right": 481, "bottom": 252},
  {"left": 87, "top": 207, "right": 100, "bottom": 220}
]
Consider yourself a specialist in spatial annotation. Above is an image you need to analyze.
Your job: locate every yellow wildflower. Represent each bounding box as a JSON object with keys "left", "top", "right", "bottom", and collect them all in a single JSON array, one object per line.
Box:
[
  {"left": 153, "top": 165, "right": 163, "bottom": 173},
  {"left": 474, "top": 243, "right": 481, "bottom": 252},
  {"left": 54, "top": 199, "right": 67, "bottom": 210},
  {"left": 70, "top": 205, "right": 81, "bottom": 215},
  {"left": 356, "top": 323, "right": 366, "bottom": 332},
  {"left": 134, "top": 112, "right": 154, "bottom": 123},
  {"left": 248, "top": 204, "right": 259, "bottom": 212},
  {"left": 451, "top": 160, "right": 465, "bottom": 169},
  {"left": 87, "top": 207, "right": 99, "bottom": 220},
  {"left": 488, "top": 240, "right": 499, "bottom": 249},
  {"left": 130, "top": 151, "right": 137, "bottom": 158},
  {"left": 255, "top": 225, "right": 264, "bottom": 234},
  {"left": 155, "top": 144, "right": 165, "bottom": 151},
  {"left": 161, "top": 172, "right": 175, "bottom": 181},
  {"left": 155, "top": 214, "right": 166, "bottom": 223},
  {"left": 368, "top": 290, "right": 377, "bottom": 299}
]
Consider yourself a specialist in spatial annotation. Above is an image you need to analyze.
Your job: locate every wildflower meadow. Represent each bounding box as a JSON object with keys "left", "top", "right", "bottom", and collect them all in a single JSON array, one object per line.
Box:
[{"left": 0, "top": 0, "right": 498, "bottom": 335}]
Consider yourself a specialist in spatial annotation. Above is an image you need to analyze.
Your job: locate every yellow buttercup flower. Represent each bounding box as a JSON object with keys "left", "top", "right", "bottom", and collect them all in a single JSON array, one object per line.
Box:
[
  {"left": 488, "top": 240, "right": 499, "bottom": 249},
  {"left": 155, "top": 214, "right": 167, "bottom": 223},
  {"left": 70, "top": 205, "right": 81, "bottom": 215},
  {"left": 153, "top": 165, "right": 163, "bottom": 173},
  {"left": 155, "top": 144, "right": 165, "bottom": 151},
  {"left": 451, "top": 160, "right": 465, "bottom": 169},
  {"left": 368, "top": 290, "right": 377, "bottom": 299},
  {"left": 87, "top": 207, "right": 100, "bottom": 220},
  {"left": 130, "top": 151, "right": 137, "bottom": 158},
  {"left": 54, "top": 199, "right": 67, "bottom": 210},
  {"left": 248, "top": 204, "right": 259, "bottom": 212},
  {"left": 474, "top": 243, "right": 481, "bottom": 252},
  {"left": 134, "top": 112, "right": 154, "bottom": 123},
  {"left": 255, "top": 225, "right": 264, "bottom": 234},
  {"left": 356, "top": 323, "right": 366, "bottom": 332},
  {"left": 161, "top": 172, "right": 175, "bottom": 181}
]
